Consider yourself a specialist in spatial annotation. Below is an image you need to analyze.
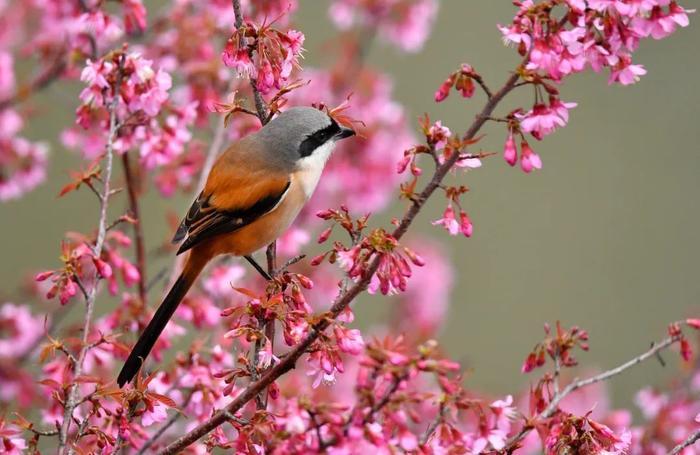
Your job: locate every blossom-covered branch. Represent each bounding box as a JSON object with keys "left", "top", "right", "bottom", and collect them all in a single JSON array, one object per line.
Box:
[
  {"left": 1, "top": 1, "right": 697, "bottom": 454},
  {"left": 504, "top": 325, "right": 687, "bottom": 452},
  {"left": 160, "top": 53, "right": 528, "bottom": 453},
  {"left": 57, "top": 54, "right": 125, "bottom": 455}
]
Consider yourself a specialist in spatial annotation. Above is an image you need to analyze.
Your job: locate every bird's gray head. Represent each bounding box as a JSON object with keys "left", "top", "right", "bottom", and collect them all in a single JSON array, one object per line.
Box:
[{"left": 255, "top": 106, "right": 355, "bottom": 165}]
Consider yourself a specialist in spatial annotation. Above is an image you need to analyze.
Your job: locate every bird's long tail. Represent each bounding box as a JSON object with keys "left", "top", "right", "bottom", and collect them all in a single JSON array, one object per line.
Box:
[{"left": 117, "top": 252, "right": 206, "bottom": 387}]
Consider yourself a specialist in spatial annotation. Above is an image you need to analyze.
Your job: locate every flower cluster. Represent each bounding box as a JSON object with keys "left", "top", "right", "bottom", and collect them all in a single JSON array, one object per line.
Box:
[
  {"left": 314, "top": 207, "right": 425, "bottom": 295},
  {"left": 0, "top": 110, "right": 49, "bottom": 201},
  {"left": 500, "top": 0, "right": 693, "bottom": 84},
  {"left": 0, "top": 0, "right": 697, "bottom": 453},
  {"left": 329, "top": 0, "right": 439, "bottom": 52},
  {"left": 35, "top": 230, "right": 141, "bottom": 305},
  {"left": 70, "top": 49, "right": 197, "bottom": 172},
  {"left": 521, "top": 321, "right": 590, "bottom": 373},
  {"left": 222, "top": 21, "right": 305, "bottom": 94}
]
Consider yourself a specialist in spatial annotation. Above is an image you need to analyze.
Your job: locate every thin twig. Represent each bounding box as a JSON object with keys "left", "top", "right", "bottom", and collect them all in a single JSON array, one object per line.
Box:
[
  {"left": 472, "top": 73, "right": 494, "bottom": 99},
  {"left": 420, "top": 404, "right": 446, "bottom": 446},
  {"left": 553, "top": 349, "right": 561, "bottom": 395},
  {"left": 275, "top": 254, "right": 306, "bottom": 275},
  {"left": 57, "top": 56, "right": 124, "bottom": 455},
  {"left": 669, "top": 429, "right": 700, "bottom": 455},
  {"left": 122, "top": 153, "right": 147, "bottom": 304},
  {"left": 231, "top": 0, "right": 275, "bottom": 411},
  {"left": 503, "top": 335, "right": 682, "bottom": 451},
  {"left": 157, "top": 57, "right": 528, "bottom": 455}
]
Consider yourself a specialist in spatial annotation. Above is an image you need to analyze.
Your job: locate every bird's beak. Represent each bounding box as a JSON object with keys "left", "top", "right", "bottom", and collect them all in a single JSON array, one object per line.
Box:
[{"left": 337, "top": 126, "right": 356, "bottom": 140}]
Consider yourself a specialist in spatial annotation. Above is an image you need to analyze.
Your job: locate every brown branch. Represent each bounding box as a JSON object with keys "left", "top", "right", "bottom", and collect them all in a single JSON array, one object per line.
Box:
[
  {"left": 502, "top": 334, "right": 682, "bottom": 452},
  {"left": 669, "top": 429, "right": 700, "bottom": 455},
  {"left": 58, "top": 56, "right": 124, "bottom": 455},
  {"left": 232, "top": 0, "right": 276, "bottom": 411},
  {"left": 121, "top": 153, "right": 147, "bottom": 304},
  {"left": 158, "top": 59, "right": 526, "bottom": 455}
]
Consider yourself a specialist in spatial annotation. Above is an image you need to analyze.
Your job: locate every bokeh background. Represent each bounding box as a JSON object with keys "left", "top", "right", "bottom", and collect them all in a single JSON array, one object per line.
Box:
[{"left": 2, "top": 1, "right": 700, "bottom": 411}]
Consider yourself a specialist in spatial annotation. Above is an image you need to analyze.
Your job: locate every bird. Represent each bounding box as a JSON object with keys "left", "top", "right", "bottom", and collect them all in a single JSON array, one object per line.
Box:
[{"left": 117, "top": 106, "right": 355, "bottom": 387}]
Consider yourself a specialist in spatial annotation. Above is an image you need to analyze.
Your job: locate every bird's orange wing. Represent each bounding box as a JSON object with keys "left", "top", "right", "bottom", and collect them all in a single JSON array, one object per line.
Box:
[{"left": 173, "top": 150, "right": 290, "bottom": 255}]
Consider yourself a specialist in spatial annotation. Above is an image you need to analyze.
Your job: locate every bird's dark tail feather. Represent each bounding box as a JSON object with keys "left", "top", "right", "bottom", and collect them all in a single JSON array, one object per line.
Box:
[{"left": 117, "top": 255, "right": 204, "bottom": 387}]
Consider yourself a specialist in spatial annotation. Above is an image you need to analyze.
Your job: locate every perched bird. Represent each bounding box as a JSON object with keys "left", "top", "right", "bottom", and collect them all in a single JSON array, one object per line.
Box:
[{"left": 117, "top": 107, "right": 355, "bottom": 387}]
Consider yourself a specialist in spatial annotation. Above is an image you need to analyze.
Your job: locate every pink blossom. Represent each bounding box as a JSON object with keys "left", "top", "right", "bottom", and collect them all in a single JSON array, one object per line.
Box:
[
  {"left": 609, "top": 57, "right": 647, "bottom": 85},
  {"left": 329, "top": 0, "right": 438, "bottom": 52},
  {"left": 518, "top": 99, "right": 576, "bottom": 140},
  {"left": 520, "top": 141, "right": 542, "bottom": 173},
  {"left": 222, "top": 43, "right": 256, "bottom": 78},
  {"left": 0, "top": 303, "right": 44, "bottom": 358},
  {"left": 503, "top": 131, "right": 517, "bottom": 166},
  {"left": 432, "top": 205, "right": 460, "bottom": 236},
  {"left": 258, "top": 338, "right": 279, "bottom": 369},
  {"left": 202, "top": 264, "right": 246, "bottom": 298},
  {"left": 334, "top": 326, "right": 365, "bottom": 355},
  {"left": 434, "top": 77, "right": 452, "bottom": 102},
  {"left": 123, "top": 0, "right": 147, "bottom": 34},
  {"left": 0, "top": 422, "right": 27, "bottom": 455},
  {"left": 428, "top": 120, "right": 451, "bottom": 149},
  {"left": 459, "top": 210, "right": 473, "bottom": 237}
]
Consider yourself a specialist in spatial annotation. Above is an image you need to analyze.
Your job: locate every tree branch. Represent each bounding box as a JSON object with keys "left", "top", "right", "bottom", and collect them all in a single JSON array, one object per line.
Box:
[
  {"left": 57, "top": 56, "right": 124, "bottom": 455},
  {"left": 158, "top": 60, "right": 526, "bottom": 455},
  {"left": 669, "top": 429, "right": 700, "bottom": 455},
  {"left": 121, "top": 152, "right": 147, "bottom": 304},
  {"left": 503, "top": 334, "right": 682, "bottom": 451}
]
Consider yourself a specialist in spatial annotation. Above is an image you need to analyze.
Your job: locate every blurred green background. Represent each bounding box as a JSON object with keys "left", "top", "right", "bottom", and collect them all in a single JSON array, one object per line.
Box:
[{"left": 2, "top": 2, "right": 699, "bottom": 410}]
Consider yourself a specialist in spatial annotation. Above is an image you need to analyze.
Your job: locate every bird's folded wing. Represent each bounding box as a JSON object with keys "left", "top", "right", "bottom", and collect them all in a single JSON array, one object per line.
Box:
[{"left": 173, "top": 166, "right": 290, "bottom": 255}]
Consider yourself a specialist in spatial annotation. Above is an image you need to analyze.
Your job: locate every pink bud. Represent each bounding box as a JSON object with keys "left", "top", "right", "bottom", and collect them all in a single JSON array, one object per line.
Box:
[
  {"left": 296, "top": 274, "right": 313, "bottom": 290},
  {"left": 459, "top": 210, "right": 473, "bottom": 237},
  {"left": 521, "top": 352, "right": 537, "bottom": 373},
  {"left": 681, "top": 337, "right": 693, "bottom": 361},
  {"left": 396, "top": 154, "right": 411, "bottom": 174},
  {"left": 687, "top": 319, "right": 700, "bottom": 329},
  {"left": 317, "top": 227, "right": 333, "bottom": 244},
  {"left": 316, "top": 209, "right": 334, "bottom": 220},
  {"left": 503, "top": 131, "right": 517, "bottom": 166},
  {"left": 60, "top": 280, "right": 77, "bottom": 305},
  {"left": 122, "top": 262, "right": 141, "bottom": 286},
  {"left": 434, "top": 77, "right": 453, "bottom": 103},
  {"left": 520, "top": 140, "right": 542, "bottom": 173},
  {"left": 310, "top": 252, "right": 327, "bottom": 266},
  {"left": 403, "top": 247, "right": 425, "bottom": 266},
  {"left": 35, "top": 271, "right": 53, "bottom": 282},
  {"left": 93, "top": 257, "right": 113, "bottom": 278}
]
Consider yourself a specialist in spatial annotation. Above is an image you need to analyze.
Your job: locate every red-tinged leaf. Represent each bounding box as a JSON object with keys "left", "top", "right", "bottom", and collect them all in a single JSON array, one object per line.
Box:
[
  {"left": 57, "top": 161, "right": 102, "bottom": 198},
  {"left": 462, "top": 134, "right": 486, "bottom": 146},
  {"left": 233, "top": 286, "right": 260, "bottom": 299},
  {"left": 142, "top": 371, "right": 159, "bottom": 388},
  {"left": 96, "top": 386, "right": 125, "bottom": 399},
  {"left": 74, "top": 375, "right": 102, "bottom": 384},
  {"left": 148, "top": 392, "right": 178, "bottom": 408},
  {"left": 58, "top": 181, "right": 80, "bottom": 197},
  {"left": 38, "top": 379, "right": 62, "bottom": 390},
  {"left": 11, "top": 413, "right": 32, "bottom": 430}
]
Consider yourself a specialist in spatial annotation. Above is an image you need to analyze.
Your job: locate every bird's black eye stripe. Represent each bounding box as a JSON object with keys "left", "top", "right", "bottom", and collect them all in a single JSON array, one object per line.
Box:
[{"left": 298, "top": 120, "right": 342, "bottom": 157}]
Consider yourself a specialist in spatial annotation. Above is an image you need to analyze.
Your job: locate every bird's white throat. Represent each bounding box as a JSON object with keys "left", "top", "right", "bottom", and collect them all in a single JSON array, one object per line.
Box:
[{"left": 295, "top": 140, "right": 336, "bottom": 199}]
